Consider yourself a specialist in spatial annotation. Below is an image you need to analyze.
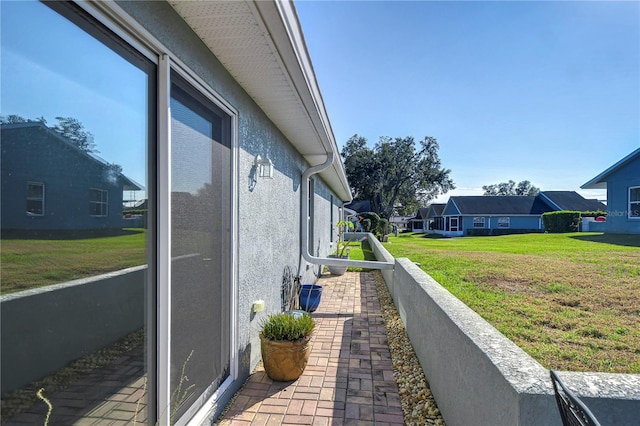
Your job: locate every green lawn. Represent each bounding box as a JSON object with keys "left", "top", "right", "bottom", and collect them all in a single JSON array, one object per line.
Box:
[
  {"left": 383, "top": 232, "right": 640, "bottom": 374},
  {"left": 1, "top": 229, "right": 146, "bottom": 295}
]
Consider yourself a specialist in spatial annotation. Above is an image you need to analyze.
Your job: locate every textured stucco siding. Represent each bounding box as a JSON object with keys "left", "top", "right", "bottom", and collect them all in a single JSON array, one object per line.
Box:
[{"left": 117, "top": 0, "right": 345, "bottom": 419}]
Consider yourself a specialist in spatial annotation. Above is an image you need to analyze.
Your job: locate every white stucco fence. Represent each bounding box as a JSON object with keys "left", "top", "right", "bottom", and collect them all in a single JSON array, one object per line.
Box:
[{"left": 369, "top": 238, "right": 640, "bottom": 426}]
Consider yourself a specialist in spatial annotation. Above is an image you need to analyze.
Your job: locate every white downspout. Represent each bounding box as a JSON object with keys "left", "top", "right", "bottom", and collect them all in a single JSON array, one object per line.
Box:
[{"left": 301, "top": 154, "right": 393, "bottom": 270}]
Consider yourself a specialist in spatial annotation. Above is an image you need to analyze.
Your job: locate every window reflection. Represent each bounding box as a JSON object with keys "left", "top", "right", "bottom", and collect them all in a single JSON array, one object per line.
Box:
[
  {"left": 1, "top": 1, "right": 153, "bottom": 424},
  {"left": 169, "top": 74, "right": 232, "bottom": 422}
]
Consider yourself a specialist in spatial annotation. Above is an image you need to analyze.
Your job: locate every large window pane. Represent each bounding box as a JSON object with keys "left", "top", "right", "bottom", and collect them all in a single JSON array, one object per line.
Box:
[
  {"left": 170, "top": 73, "right": 231, "bottom": 422},
  {"left": 1, "top": 1, "right": 154, "bottom": 424}
]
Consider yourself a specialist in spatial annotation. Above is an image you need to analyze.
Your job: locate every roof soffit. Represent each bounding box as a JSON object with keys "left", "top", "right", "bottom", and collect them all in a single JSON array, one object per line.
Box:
[{"left": 168, "top": 0, "right": 351, "bottom": 200}]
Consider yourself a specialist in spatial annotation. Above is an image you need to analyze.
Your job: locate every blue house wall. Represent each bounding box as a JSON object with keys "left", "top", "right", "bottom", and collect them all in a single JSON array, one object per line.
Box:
[
  {"left": 1, "top": 124, "right": 128, "bottom": 232},
  {"left": 461, "top": 215, "right": 542, "bottom": 235},
  {"left": 605, "top": 157, "right": 640, "bottom": 234}
]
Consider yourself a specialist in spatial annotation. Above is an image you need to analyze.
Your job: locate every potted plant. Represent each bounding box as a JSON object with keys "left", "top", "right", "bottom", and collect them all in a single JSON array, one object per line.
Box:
[
  {"left": 260, "top": 312, "right": 315, "bottom": 381},
  {"left": 328, "top": 219, "right": 354, "bottom": 275}
]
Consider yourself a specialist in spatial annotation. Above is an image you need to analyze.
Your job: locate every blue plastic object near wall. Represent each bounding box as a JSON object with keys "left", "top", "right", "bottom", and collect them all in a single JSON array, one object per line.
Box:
[{"left": 299, "top": 284, "right": 323, "bottom": 312}]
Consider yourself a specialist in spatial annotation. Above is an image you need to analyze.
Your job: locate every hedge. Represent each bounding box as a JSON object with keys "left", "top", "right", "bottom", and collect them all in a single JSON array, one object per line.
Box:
[{"left": 542, "top": 211, "right": 581, "bottom": 233}]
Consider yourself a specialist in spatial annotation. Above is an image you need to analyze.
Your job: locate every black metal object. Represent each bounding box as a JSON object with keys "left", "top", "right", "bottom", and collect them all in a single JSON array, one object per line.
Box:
[
  {"left": 550, "top": 370, "right": 602, "bottom": 426},
  {"left": 281, "top": 266, "right": 301, "bottom": 312}
]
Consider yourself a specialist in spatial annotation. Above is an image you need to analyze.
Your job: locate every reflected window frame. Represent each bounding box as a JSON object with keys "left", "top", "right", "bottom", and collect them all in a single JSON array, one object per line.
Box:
[
  {"left": 26, "top": 181, "right": 45, "bottom": 216},
  {"left": 89, "top": 188, "right": 108, "bottom": 217}
]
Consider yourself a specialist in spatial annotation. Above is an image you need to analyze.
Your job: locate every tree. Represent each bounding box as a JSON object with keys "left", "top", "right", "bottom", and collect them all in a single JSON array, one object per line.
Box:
[
  {"left": 0, "top": 114, "right": 29, "bottom": 125},
  {"left": 482, "top": 180, "right": 539, "bottom": 196},
  {"left": 341, "top": 134, "right": 454, "bottom": 220},
  {"left": 52, "top": 116, "right": 98, "bottom": 153}
]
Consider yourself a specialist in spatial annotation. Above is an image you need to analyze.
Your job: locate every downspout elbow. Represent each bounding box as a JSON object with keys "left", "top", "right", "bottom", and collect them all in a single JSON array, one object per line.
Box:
[{"left": 301, "top": 154, "right": 394, "bottom": 271}]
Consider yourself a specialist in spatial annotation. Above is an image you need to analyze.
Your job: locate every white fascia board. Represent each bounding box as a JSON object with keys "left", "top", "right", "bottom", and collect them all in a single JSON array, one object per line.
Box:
[
  {"left": 254, "top": 0, "right": 351, "bottom": 201},
  {"left": 581, "top": 147, "right": 640, "bottom": 190}
]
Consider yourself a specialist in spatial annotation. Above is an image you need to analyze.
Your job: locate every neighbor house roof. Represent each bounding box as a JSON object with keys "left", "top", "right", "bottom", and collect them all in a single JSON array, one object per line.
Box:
[
  {"left": 412, "top": 207, "right": 430, "bottom": 220},
  {"left": 168, "top": 1, "right": 351, "bottom": 201},
  {"left": 1, "top": 122, "right": 142, "bottom": 191},
  {"left": 581, "top": 148, "right": 640, "bottom": 190},
  {"left": 426, "top": 203, "right": 446, "bottom": 218},
  {"left": 448, "top": 196, "right": 550, "bottom": 215},
  {"left": 538, "top": 191, "right": 606, "bottom": 212},
  {"left": 344, "top": 200, "right": 371, "bottom": 213}
]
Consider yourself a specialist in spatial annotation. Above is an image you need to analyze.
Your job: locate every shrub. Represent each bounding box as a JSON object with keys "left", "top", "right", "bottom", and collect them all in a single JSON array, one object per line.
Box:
[
  {"left": 358, "top": 212, "right": 381, "bottom": 235},
  {"left": 379, "top": 218, "right": 390, "bottom": 236},
  {"left": 542, "top": 211, "right": 581, "bottom": 233}
]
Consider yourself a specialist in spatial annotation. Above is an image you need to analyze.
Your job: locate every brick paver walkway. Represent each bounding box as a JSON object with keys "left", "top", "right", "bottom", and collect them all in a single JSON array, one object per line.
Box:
[
  {"left": 217, "top": 271, "right": 405, "bottom": 425},
  {"left": 3, "top": 272, "right": 402, "bottom": 425}
]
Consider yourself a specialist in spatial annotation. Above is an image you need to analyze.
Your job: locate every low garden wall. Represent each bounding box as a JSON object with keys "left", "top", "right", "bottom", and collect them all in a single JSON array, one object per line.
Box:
[
  {"left": 0, "top": 266, "right": 146, "bottom": 394},
  {"left": 371, "top": 243, "right": 640, "bottom": 426}
]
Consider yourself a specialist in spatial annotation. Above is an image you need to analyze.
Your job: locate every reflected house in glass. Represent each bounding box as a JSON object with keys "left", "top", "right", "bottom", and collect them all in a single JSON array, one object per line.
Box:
[{"left": 1, "top": 122, "right": 141, "bottom": 232}]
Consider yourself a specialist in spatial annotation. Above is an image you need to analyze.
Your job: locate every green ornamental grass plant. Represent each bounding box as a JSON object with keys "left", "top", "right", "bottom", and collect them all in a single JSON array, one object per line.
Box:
[{"left": 260, "top": 312, "right": 315, "bottom": 342}]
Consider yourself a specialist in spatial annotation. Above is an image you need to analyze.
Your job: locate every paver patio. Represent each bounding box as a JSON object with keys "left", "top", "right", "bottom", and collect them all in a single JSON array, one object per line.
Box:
[
  {"left": 216, "top": 271, "right": 405, "bottom": 425},
  {"left": 2, "top": 271, "right": 404, "bottom": 425}
]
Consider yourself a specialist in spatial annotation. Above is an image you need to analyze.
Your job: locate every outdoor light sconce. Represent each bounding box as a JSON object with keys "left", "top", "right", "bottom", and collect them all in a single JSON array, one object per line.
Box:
[{"left": 254, "top": 155, "right": 274, "bottom": 179}]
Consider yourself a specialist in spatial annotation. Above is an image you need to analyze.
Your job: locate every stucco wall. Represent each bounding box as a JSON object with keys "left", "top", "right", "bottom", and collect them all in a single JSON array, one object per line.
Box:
[
  {"left": 380, "top": 255, "right": 640, "bottom": 425},
  {"left": 116, "top": 1, "right": 345, "bottom": 420},
  {"left": 0, "top": 266, "right": 146, "bottom": 394}
]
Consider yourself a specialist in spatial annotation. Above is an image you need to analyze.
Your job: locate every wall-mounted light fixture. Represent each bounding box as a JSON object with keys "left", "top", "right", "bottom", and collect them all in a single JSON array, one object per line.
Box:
[{"left": 254, "top": 155, "right": 274, "bottom": 179}]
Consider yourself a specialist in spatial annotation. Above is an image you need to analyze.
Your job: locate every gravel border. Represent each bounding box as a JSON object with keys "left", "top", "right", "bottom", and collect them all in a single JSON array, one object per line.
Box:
[{"left": 372, "top": 270, "right": 445, "bottom": 426}]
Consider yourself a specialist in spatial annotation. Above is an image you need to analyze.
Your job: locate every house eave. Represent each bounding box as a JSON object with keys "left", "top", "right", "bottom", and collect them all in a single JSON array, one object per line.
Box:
[
  {"left": 168, "top": 0, "right": 351, "bottom": 201},
  {"left": 581, "top": 148, "right": 640, "bottom": 190}
]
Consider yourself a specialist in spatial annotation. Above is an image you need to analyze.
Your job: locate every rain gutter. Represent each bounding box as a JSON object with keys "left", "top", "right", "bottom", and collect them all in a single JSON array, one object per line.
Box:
[{"left": 301, "top": 153, "right": 394, "bottom": 271}]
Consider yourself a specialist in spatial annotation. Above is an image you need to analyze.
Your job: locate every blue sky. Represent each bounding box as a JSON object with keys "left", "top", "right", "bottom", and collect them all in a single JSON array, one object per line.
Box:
[{"left": 295, "top": 0, "right": 640, "bottom": 203}]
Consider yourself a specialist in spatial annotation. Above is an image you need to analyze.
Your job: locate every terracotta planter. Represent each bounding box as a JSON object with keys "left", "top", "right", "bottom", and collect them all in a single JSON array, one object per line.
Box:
[{"left": 260, "top": 334, "right": 312, "bottom": 381}]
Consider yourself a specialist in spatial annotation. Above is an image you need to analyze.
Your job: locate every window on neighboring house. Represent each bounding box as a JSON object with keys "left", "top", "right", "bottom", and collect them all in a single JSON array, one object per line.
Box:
[
  {"left": 473, "top": 217, "right": 485, "bottom": 228},
  {"left": 630, "top": 186, "right": 640, "bottom": 218},
  {"left": 89, "top": 188, "right": 108, "bottom": 216},
  {"left": 498, "top": 217, "right": 510, "bottom": 228},
  {"left": 27, "top": 182, "right": 45, "bottom": 215}
]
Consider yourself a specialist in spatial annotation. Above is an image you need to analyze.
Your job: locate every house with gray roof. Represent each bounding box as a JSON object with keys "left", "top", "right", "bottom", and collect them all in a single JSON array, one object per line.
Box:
[
  {"left": 582, "top": 148, "right": 640, "bottom": 234},
  {"left": 426, "top": 191, "right": 606, "bottom": 236},
  {"left": 1, "top": 122, "right": 142, "bottom": 233}
]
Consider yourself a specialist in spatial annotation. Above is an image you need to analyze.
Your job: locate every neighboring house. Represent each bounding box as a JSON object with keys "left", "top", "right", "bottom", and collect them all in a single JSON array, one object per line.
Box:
[
  {"left": 389, "top": 215, "right": 412, "bottom": 231},
  {"left": 581, "top": 148, "right": 640, "bottom": 234},
  {"left": 425, "top": 203, "right": 446, "bottom": 234},
  {"left": 537, "top": 191, "right": 606, "bottom": 213},
  {"left": 409, "top": 207, "right": 430, "bottom": 232},
  {"left": 1, "top": 1, "right": 352, "bottom": 424},
  {"left": 439, "top": 196, "right": 549, "bottom": 237},
  {"left": 425, "top": 191, "right": 606, "bottom": 236},
  {"left": 344, "top": 199, "right": 371, "bottom": 214},
  {"left": 1, "top": 122, "right": 142, "bottom": 232}
]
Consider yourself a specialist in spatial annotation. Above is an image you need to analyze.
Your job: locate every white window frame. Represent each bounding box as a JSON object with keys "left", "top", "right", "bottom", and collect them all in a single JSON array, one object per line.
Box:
[
  {"left": 70, "top": 3, "right": 240, "bottom": 425},
  {"left": 473, "top": 216, "right": 485, "bottom": 228},
  {"left": 498, "top": 217, "right": 510, "bottom": 228},
  {"left": 27, "top": 181, "right": 45, "bottom": 216},
  {"left": 89, "top": 188, "right": 108, "bottom": 217},
  {"left": 629, "top": 186, "right": 640, "bottom": 219}
]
